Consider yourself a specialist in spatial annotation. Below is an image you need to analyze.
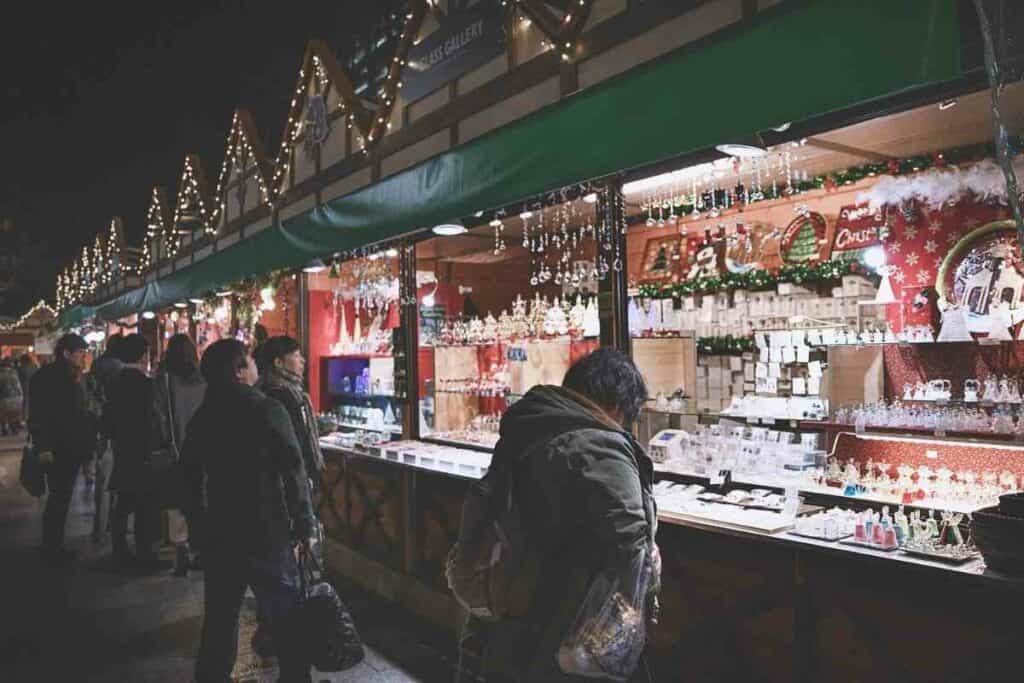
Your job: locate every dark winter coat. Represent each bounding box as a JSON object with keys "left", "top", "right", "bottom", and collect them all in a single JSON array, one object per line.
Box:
[
  {"left": 261, "top": 382, "right": 323, "bottom": 491},
  {"left": 28, "top": 360, "right": 97, "bottom": 463},
  {"left": 152, "top": 367, "right": 206, "bottom": 456},
  {"left": 106, "top": 367, "right": 156, "bottom": 494},
  {"left": 480, "top": 385, "right": 657, "bottom": 682},
  {"left": 182, "top": 382, "right": 315, "bottom": 566}
]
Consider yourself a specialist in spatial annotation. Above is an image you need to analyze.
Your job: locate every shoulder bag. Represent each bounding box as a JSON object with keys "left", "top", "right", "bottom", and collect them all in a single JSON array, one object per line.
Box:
[{"left": 20, "top": 433, "right": 47, "bottom": 498}]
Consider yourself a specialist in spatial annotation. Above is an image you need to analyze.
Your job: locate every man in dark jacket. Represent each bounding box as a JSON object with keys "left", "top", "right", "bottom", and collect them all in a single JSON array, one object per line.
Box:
[
  {"left": 106, "top": 334, "right": 166, "bottom": 572},
  {"left": 467, "top": 348, "right": 658, "bottom": 683},
  {"left": 252, "top": 335, "right": 325, "bottom": 657},
  {"left": 256, "top": 336, "right": 324, "bottom": 496},
  {"left": 183, "top": 339, "right": 315, "bottom": 683},
  {"left": 29, "top": 333, "right": 96, "bottom": 567}
]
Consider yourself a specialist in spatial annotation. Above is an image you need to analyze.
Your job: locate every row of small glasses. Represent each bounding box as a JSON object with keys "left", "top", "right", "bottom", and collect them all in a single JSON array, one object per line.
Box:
[{"left": 833, "top": 402, "right": 1023, "bottom": 434}]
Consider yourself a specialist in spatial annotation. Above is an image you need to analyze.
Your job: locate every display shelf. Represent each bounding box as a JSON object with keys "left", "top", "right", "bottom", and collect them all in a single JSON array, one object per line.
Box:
[
  {"left": 653, "top": 462, "right": 999, "bottom": 515},
  {"left": 802, "top": 421, "right": 1022, "bottom": 443},
  {"left": 333, "top": 421, "right": 403, "bottom": 434},
  {"left": 326, "top": 353, "right": 394, "bottom": 360},
  {"left": 329, "top": 395, "right": 397, "bottom": 401}
]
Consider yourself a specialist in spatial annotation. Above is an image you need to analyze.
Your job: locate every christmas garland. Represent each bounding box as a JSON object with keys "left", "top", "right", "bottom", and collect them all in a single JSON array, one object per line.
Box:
[
  {"left": 697, "top": 335, "right": 754, "bottom": 356},
  {"left": 654, "top": 143, "right": 993, "bottom": 215},
  {"left": 637, "top": 259, "right": 871, "bottom": 299}
]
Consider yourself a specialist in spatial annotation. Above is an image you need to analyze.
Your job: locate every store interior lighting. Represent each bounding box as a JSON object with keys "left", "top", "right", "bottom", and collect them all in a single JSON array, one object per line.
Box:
[
  {"left": 303, "top": 258, "right": 328, "bottom": 273},
  {"left": 432, "top": 221, "right": 467, "bottom": 236}
]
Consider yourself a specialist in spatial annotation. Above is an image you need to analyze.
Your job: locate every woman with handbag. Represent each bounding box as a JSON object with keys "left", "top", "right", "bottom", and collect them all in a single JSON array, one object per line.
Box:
[
  {"left": 106, "top": 333, "right": 168, "bottom": 573},
  {"left": 153, "top": 333, "right": 207, "bottom": 576}
]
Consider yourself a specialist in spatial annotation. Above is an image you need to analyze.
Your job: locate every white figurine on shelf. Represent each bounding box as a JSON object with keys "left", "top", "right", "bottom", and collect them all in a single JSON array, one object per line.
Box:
[
  {"left": 937, "top": 306, "right": 972, "bottom": 342},
  {"left": 645, "top": 300, "right": 661, "bottom": 333},
  {"left": 985, "top": 302, "right": 1015, "bottom": 341},
  {"left": 583, "top": 297, "right": 601, "bottom": 338},
  {"left": 628, "top": 298, "right": 643, "bottom": 337},
  {"left": 569, "top": 296, "right": 586, "bottom": 336}
]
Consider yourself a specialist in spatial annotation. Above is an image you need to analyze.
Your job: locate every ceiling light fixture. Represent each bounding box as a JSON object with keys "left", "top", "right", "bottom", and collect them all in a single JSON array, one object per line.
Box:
[
  {"left": 582, "top": 192, "right": 598, "bottom": 203},
  {"left": 432, "top": 221, "right": 467, "bottom": 236},
  {"left": 939, "top": 98, "right": 958, "bottom": 111},
  {"left": 715, "top": 143, "right": 767, "bottom": 158},
  {"left": 141, "top": 311, "right": 156, "bottom": 320}
]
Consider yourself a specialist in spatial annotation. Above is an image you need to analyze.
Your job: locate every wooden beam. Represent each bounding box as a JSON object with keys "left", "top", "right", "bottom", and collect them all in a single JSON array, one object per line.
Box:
[{"left": 804, "top": 137, "right": 893, "bottom": 162}]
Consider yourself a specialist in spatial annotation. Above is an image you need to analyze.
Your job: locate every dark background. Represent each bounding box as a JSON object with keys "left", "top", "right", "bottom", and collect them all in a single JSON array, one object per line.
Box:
[{"left": 0, "top": 1, "right": 407, "bottom": 316}]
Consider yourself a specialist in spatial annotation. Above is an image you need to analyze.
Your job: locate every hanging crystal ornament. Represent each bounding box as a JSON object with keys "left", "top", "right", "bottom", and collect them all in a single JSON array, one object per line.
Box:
[
  {"left": 784, "top": 151, "right": 794, "bottom": 195},
  {"left": 690, "top": 177, "right": 701, "bottom": 220}
]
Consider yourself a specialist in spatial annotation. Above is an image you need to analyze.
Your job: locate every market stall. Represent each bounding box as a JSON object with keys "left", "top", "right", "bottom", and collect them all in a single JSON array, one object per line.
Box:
[{"left": 315, "top": 81, "right": 1024, "bottom": 682}]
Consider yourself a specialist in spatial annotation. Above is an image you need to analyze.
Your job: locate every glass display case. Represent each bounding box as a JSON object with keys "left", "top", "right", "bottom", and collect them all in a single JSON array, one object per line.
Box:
[
  {"left": 415, "top": 185, "right": 608, "bottom": 449},
  {"left": 307, "top": 251, "right": 404, "bottom": 442}
]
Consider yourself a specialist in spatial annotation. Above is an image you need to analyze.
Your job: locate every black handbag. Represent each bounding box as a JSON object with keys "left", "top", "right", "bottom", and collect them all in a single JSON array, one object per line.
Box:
[
  {"left": 19, "top": 435, "right": 46, "bottom": 498},
  {"left": 297, "top": 544, "right": 365, "bottom": 672}
]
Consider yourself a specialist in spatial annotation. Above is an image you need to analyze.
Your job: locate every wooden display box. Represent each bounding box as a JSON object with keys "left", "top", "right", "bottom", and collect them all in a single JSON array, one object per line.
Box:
[
  {"left": 822, "top": 345, "right": 884, "bottom": 406},
  {"left": 632, "top": 334, "right": 697, "bottom": 399}
]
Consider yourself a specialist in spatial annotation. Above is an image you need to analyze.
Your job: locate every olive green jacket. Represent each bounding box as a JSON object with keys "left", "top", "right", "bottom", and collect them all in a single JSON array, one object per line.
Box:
[{"left": 481, "top": 385, "right": 657, "bottom": 682}]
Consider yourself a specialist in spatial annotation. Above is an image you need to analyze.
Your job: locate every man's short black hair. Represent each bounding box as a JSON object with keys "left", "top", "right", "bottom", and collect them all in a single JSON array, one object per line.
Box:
[
  {"left": 118, "top": 334, "right": 149, "bottom": 364},
  {"left": 105, "top": 333, "right": 125, "bottom": 358},
  {"left": 55, "top": 333, "right": 88, "bottom": 359},
  {"left": 562, "top": 347, "right": 649, "bottom": 427},
  {"left": 256, "top": 335, "right": 300, "bottom": 376},
  {"left": 201, "top": 339, "right": 250, "bottom": 387}
]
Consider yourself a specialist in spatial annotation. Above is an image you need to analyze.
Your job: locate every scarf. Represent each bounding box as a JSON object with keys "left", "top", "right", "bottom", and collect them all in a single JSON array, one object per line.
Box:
[{"left": 264, "top": 365, "right": 324, "bottom": 473}]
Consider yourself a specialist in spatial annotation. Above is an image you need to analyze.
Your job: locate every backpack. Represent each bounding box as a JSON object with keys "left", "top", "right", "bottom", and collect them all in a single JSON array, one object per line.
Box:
[{"left": 445, "top": 464, "right": 542, "bottom": 622}]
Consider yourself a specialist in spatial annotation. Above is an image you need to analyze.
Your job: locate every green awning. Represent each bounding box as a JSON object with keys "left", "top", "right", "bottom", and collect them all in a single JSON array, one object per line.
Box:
[
  {"left": 97, "top": 0, "right": 962, "bottom": 321},
  {"left": 57, "top": 305, "right": 96, "bottom": 329}
]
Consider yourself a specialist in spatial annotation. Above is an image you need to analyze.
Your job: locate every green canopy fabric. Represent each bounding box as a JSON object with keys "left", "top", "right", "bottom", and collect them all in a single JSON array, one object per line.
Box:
[
  {"left": 97, "top": 0, "right": 962, "bottom": 321},
  {"left": 57, "top": 305, "right": 96, "bottom": 330}
]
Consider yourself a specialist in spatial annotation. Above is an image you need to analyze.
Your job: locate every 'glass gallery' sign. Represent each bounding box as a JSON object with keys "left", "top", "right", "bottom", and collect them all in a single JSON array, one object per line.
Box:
[{"left": 403, "top": 3, "right": 507, "bottom": 102}]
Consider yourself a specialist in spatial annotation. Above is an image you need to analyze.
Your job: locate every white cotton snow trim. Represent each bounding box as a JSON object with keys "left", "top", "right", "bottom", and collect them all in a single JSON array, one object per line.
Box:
[{"left": 859, "top": 157, "right": 1024, "bottom": 211}]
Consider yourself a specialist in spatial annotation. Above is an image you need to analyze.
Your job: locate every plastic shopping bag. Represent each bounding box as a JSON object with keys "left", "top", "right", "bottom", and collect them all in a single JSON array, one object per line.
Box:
[{"left": 556, "top": 548, "right": 652, "bottom": 681}]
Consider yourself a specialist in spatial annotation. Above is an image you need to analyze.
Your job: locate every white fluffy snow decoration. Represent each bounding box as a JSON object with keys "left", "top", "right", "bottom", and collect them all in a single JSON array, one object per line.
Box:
[{"left": 859, "top": 157, "right": 1024, "bottom": 210}]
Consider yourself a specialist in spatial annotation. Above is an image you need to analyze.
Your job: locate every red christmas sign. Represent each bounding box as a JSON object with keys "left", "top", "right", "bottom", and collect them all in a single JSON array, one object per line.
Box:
[{"left": 832, "top": 203, "right": 884, "bottom": 254}]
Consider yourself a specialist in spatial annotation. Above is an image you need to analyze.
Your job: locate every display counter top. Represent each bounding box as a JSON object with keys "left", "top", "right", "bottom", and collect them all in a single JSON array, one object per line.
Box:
[
  {"left": 320, "top": 437, "right": 490, "bottom": 480},
  {"left": 654, "top": 499, "right": 1018, "bottom": 588},
  {"left": 320, "top": 436, "right": 1024, "bottom": 589}
]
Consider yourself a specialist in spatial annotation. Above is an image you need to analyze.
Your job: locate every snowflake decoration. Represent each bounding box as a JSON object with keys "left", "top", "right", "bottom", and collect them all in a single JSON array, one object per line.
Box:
[
  {"left": 904, "top": 224, "right": 918, "bottom": 240},
  {"left": 916, "top": 269, "right": 932, "bottom": 285},
  {"left": 888, "top": 241, "right": 903, "bottom": 254},
  {"left": 924, "top": 240, "right": 938, "bottom": 254},
  {"left": 928, "top": 219, "right": 943, "bottom": 234},
  {"left": 906, "top": 252, "right": 920, "bottom": 267},
  {"left": 893, "top": 269, "right": 906, "bottom": 284}
]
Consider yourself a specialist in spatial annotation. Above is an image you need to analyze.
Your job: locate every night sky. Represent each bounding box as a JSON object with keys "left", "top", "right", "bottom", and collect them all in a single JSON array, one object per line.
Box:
[{"left": 0, "top": 1, "right": 386, "bottom": 315}]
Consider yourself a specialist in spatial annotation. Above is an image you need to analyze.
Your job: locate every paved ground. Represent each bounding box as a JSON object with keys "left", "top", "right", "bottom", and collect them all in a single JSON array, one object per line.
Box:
[{"left": 0, "top": 436, "right": 456, "bottom": 682}]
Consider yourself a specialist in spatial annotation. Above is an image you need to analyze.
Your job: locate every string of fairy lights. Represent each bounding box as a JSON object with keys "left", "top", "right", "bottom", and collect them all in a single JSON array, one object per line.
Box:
[
  {"left": 55, "top": 0, "right": 596, "bottom": 312},
  {"left": 0, "top": 300, "right": 58, "bottom": 333}
]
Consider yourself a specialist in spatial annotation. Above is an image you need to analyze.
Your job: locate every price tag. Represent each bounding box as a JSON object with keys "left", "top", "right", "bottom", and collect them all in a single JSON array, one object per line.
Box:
[
  {"left": 747, "top": 416, "right": 759, "bottom": 425},
  {"left": 761, "top": 417, "right": 776, "bottom": 425},
  {"left": 934, "top": 429, "right": 947, "bottom": 438},
  {"left": 710, "top": 469, "right": 731, "bottom": 487},
  {"left": 854, "top": 423, "right": 866, "bottom": 434}
]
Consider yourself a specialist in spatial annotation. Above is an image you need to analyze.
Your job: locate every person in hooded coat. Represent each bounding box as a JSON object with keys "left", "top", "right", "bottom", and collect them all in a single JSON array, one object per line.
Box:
[{"left": 463, "top": 348, "right": 659, "bottom": 683}]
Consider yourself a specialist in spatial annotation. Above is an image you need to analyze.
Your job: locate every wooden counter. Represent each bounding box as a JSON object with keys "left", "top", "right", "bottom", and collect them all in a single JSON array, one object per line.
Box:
[{"left": 320, "top": 443, "right": 1024, "bottom": 683}]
